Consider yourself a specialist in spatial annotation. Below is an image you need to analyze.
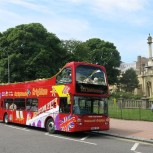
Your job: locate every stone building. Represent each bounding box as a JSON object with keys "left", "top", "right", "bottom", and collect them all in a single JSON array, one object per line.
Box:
[
  {"left": 111, "top": 34, "right": 153, "bottom": 98},
  {"left": 136, "top": 34, "right": 153, "bottom": 98}
]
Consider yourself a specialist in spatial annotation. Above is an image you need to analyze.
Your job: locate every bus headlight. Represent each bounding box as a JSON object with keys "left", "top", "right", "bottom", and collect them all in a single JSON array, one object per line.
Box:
[{"left": 105, "top": 117, "right": 109, "bottom": 125}]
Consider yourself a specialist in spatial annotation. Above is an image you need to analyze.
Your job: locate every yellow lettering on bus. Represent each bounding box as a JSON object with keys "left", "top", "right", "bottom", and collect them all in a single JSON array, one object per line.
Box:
[
  {"left": 14, "top": 92, "right": 28, "bottom": 97},
  {"left": 32, "top": 88, "right": 48, "bottom": 96}
]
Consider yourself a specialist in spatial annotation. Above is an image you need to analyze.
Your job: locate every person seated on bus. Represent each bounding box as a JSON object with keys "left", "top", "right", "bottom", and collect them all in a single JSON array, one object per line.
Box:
[
  {"left": 26, "top": 103, "right": 38, "bottom": 112},
  {"left": 93, "top": 77, "right": 98, "bottom": 84},
  {"left": 63, "top": 73, "right": 72, "bottom": 83},
  {"left": 9, "top": 103, "right": 17, "bottom": 110},
  {"left": 5, "top": 103, "right": 9, "bottom": 109},
  {"left": 73, "top": 104, "right": 81, "bottom": 114},
  {"left": 83, "top": 77, "right": 92, "bottom": 84},
  {"left": 26, "top": 105, "right": 31, "bottom": 110},
  {"left": 30, "top": 103, "right": 38, "bottom": 112}
]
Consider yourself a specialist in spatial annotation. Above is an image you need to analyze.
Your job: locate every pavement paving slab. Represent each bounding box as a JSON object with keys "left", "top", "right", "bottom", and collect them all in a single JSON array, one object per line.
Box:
[{"left": 99, "top": 118, "right": 153, "bottom": 143}]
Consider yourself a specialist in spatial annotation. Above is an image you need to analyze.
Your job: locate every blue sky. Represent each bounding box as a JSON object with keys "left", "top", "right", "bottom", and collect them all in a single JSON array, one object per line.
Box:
[{"left": 0, "top": 0, "right": 153, "bottom": 63}]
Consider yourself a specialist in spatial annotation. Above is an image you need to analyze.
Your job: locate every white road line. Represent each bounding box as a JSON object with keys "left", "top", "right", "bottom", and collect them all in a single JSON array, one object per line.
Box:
[
  {"left": 106, "top": 135, "right": 153, "bottom": 146},
  {"left": 5, "top": 125, "right": 30, "bottom": 132},
  {"left": 131, "top": 143, "right": 139, "bottom": 151},
  {"left": 45, "top": 133, "right": 97, "bottom": 146},
  {"left": 81, "top": 136, "right": 89, "bottom": 141}
]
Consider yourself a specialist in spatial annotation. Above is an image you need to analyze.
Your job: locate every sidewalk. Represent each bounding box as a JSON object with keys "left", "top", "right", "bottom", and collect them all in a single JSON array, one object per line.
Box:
[{"left": 100, "top": 118, "right": 153, "bottom": 143}]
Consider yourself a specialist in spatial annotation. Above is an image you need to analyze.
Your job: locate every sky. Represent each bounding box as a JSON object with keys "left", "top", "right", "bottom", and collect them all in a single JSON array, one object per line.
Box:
[{"left": 0, "top": 0, "right": 153, "bottom": 63}]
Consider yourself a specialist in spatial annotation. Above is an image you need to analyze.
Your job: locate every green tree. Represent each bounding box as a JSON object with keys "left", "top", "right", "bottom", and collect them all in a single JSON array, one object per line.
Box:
[
  {"left": 0, "top": 23, "right": 67, "bottom": 83},
  {"left": 83, "top": 38, "right": 121, "bottom": 84},
  {"left": 61, "top": 38, "right": 121, "bottom": 85},
  {"left": 120, "top": 68, "right": 139, "bottom": 92},
  {"left": 61, "top": 39, "right": 90, "bottom": 62}
]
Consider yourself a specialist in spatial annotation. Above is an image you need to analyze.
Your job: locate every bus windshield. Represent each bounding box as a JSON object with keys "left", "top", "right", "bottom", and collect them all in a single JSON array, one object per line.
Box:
[
  {"left": 73, "top": 96, "right": 108, "bottom": 115},
  {"left": 76, "top": 65, "right": 107, "bottom": 85}
]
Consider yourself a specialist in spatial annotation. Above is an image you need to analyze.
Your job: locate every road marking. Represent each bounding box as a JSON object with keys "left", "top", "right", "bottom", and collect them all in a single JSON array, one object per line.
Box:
[
  {"left": 5, "top": 125, "right": 30, "bottom": 132},
  {"left": 45, "top": 133, "right": 97, "bottom": 146},
  {"left": 131, "top": 143, "right": 139, "bottom": 151},
  {"left": 81, "top": 136, "right": 89, "bottom": 141},
  {"left": 104, "top": 135, "right": 153, "bottom": 146}
]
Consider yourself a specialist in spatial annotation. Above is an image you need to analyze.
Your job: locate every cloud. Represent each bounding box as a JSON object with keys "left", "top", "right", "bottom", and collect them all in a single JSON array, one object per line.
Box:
[
  {"left": 0, "top": 0, "right": 152, "bottom": 63},
  {"left": 88, "top": 0, "right": 149, "bottom": 25},
  {"left": 0, "top": 0, "right": 91, "bottom": 39},
  {"left": 42, "top": 17, "right": 90, "bottom": 40},
  {"left": 63, "top": 0, "right": 84, "bottom": 4},
  {"left": 1, "top": 0, "right": 53, "bottom": 14},
  {"left": 92, "top": 0, "right": 146, "bottom": 12}
]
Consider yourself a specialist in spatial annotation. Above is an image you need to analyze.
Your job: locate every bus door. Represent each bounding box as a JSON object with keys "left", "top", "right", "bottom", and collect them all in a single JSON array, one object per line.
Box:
[{"left": 59, "top": 97, "right": 72, "bottom": 132}]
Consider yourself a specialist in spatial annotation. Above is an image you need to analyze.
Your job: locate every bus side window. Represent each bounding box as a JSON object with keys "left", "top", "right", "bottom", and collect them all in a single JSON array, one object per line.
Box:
[
  {"left": 14, "top": 98, "right": 25, "bottom": 110},
  {"left": 56, "top": 68, "right": 72, "bottom": 84},
  {"left": 4, "top": 99, "right": 13, "bottom": 110},
  {"left": 59, "top": 97, "right": 70, "bottom": 114},
  {"left": 26, "top": 98, "right": 38, "bottom": 112}
]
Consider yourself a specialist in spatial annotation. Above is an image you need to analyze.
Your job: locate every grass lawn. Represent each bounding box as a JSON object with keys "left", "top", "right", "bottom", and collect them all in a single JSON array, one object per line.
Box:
[{"left": 109, "top": 104, "right": 153, "bottom": 121}]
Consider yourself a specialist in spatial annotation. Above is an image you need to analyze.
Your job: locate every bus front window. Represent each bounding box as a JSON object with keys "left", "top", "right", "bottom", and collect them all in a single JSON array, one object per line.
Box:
[
  {"left": 76, "top": 65, "right": 106, "bottom": 85},
  {"left": 73, "top": 96, "right": 108, "bottom": 115}
]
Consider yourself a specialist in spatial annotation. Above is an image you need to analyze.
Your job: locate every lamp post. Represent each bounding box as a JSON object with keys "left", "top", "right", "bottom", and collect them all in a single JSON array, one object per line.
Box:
[{"left": 6, "top": 51, "right": 10, "bottom": 83}]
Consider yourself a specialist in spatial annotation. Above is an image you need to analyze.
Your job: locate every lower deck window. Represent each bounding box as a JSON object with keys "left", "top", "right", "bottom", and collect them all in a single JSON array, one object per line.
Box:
[{"left": 73, "top": 96, "right": 108, "bottom": 115}]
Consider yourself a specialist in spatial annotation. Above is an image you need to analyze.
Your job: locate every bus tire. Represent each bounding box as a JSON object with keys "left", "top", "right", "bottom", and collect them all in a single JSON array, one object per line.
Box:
[
  {"left": 4, "top": 113, "right": 9, "bottom": 124},
  {"left": 45, "top": 118, "right": 56, "bottom": 134}
]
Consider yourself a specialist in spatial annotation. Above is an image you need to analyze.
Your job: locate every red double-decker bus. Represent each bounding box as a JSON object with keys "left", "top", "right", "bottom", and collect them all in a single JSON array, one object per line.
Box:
[{"left": 0, "top": 61, "right": 109, "bottom": 133}]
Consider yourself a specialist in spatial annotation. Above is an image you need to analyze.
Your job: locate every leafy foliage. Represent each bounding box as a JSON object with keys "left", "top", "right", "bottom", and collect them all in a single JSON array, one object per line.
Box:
[
  {"left": 0, "top": 23, "right": 121, "bottom": 84},
  {"left": 62, "top": 38, "right": 121, "bottom": 84},
  {"left": 0, "top": 23, "right": 67, "bottom": 83},
  {"left": 83, "top": 38, "right": 121, "bottom": 84},
  {"left": 120, "top": 68, "right": 139, "bottom": 92},
  {"left": 61, "top": 40, "right": 90, "bottom": 62},
  {"left": 110, "top": 91, "right": 142, "bottom": 99}
]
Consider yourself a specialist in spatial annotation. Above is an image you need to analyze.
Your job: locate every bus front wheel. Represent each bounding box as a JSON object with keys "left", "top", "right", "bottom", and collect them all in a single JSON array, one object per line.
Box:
[
  {"left": 45, "top": 118, "right": 56, "bottom": 134},
  {"left": 4, "top": 114, "right": 9, "bottom": 124}
]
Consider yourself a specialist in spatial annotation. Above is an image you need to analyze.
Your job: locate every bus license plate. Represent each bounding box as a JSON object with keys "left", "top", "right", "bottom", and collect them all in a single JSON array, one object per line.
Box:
[{"left": 91, "top": 127, "right": 99, "bottom": 130}]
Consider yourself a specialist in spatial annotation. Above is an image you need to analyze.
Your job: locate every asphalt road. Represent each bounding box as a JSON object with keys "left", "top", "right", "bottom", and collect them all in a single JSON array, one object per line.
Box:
[{"left": 0, "top": 122, "right": 152, "bottom": 153}]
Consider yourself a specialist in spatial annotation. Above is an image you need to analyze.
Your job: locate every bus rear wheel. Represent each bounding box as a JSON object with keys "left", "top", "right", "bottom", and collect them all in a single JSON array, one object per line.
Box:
[
  {"left": 4, "top": 114, "right": 9, "bottom": 124},
  {"left": 45, "top": 118, "right": 56, "bottom": 134}
]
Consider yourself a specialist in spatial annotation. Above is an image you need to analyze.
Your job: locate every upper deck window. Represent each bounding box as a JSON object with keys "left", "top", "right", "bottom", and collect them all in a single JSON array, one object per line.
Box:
[
  {"left": 56, "top": 68, "right": 72, "bottom": 84},
  {"left": 76, "top": 65, "right": 106, "bottom": 85}
]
